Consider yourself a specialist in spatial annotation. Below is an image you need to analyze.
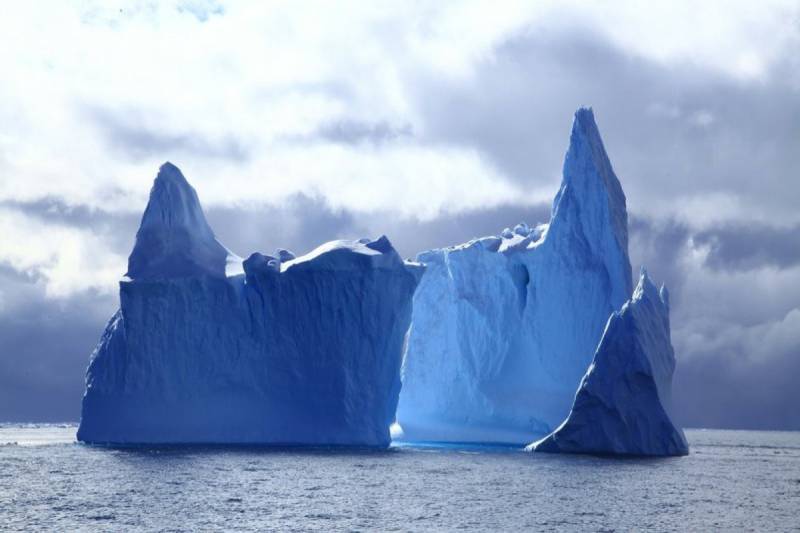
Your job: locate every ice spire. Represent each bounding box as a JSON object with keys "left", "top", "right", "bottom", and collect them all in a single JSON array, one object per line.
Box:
[
  {"left": 126, "top": 162, "right": 232, "bottom": 280},
  {"left": 548, "top": 107, "right": 633, "bottom": 304},
  {"left": 528, "top": 267, "right": 688, "bottom": 456}
]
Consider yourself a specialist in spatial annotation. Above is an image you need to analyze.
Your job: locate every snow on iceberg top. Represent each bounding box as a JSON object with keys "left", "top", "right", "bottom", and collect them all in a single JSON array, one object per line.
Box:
[
  {"left": 125, "top": 163, "right": 420, "bottom": 282},
  {"left": 127, "top": 162, "right": 241, "bottom": 280},
  {"left": 241, "top": 236, "right": 423, "bottom": 283},
  {"left": 631, "top": 267, "right": 665, "bottom": 308},
  {"left": 281, "top": 236, "right": 420, "bottom": 273}
]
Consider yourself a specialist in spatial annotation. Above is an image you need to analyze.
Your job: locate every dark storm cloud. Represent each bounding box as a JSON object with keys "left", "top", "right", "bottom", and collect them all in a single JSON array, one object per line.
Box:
[
  {"left": 0, "top": 262, "right": 43, "bottom": 284},
  {"left": 209, "top": 195, "right": 550, "bottom": 261},
  {"left": 694, "top": 222, "right": 800, "bottom": 272},
  {"left": 358, "top": 203, "right": 551, "bottom": 260},
  {"left": 673, "top": 335, "right": 800, "bottom": 430},
  {"left": 205, "top": 195, "right": 362, "bottom": 258},
  {"left": 413, "top": 29, "right": 800, "bottom": 221},
  {"left": 0, "top": 202, "right": 131, "bottom": 422},
  {"left": 628, "top": 216, "right": 691, "bottom": 302},
  {"left": 0, "top": 197, "right": 135, "bottom": 229},
  {"left": 0, "top": 198, "right": 140, "bottom": 260},
  {"left": 86, "top": 106, "right": 250, "bottom": 163},
  {"left": 0, "top": 269, "right": 116, "bottom": 422},
  {"left": 624, "top": 213, "right": 800, "bottom": 430}
]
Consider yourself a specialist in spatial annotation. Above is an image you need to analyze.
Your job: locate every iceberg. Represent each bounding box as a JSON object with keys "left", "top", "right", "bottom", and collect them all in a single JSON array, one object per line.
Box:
[
  {"left": 396, "top": 108, "right": 634, "bottom": 444},
  {"left": 77, "top": 163, "right": 422, "bottom": 446},
  {"left": 528, "top": 269, "right": 689, "bottom": 456}
]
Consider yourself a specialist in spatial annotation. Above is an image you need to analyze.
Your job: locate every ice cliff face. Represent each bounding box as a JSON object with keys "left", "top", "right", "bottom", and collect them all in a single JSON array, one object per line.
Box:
[
  {"left": 396, "top": 108, "right": 634, "bottom": 444},
  {"left": 78, "top": 163, "right": 422, "bottom": 446},
  {"left": 528, "top": 269, "right": 689, "bottom": 456}
]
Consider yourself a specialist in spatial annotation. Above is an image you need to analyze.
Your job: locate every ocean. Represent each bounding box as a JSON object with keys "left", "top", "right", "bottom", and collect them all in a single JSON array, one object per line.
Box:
[{"left": 1, "top": 426, "right": 798, "bottom": 531}]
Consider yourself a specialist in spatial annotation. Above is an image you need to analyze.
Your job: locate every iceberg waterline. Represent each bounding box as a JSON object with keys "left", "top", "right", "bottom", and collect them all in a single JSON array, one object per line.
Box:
[{"left": 78, "top": 107, "right": 687, "bottom": 456}]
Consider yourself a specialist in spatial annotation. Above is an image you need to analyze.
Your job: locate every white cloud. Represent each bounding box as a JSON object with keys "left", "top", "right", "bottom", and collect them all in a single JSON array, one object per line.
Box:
[
  {"left": 1, "top": 0, "right": 795, "bottom": 209},
  {"left": 0, "top": 208, "right": 125, "bottom": 298},
  {"left": 563, "top": 0, "right": 799, "bottom": 81},
  {"left": 0, "top": 0, "right": 797, "bottom": 297},
  {"left": 671, "top": 244, "right": 800, "bottom": 365},
  {"left": 689, "top": 110, "right": 715, "bottom": 128}
]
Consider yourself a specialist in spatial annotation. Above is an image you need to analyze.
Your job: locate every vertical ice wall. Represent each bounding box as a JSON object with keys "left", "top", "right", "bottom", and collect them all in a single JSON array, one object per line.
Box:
[{"left": 396, "top": 108, "right": 633, "bottom": 444}]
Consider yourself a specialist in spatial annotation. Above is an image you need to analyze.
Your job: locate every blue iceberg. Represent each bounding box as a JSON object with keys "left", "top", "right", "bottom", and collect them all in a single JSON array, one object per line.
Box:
[
  {"left": 528, "top": 269, "right": 689, "bottom": 456},
  {"left": 396, "top": 108, "right": 634, "bottom": 444},
  {"left": 77, "top": 163, "right": 422, "bottom": 446},
  {"left": 78, "top": 109, "right": 687, "bottom": 457}
]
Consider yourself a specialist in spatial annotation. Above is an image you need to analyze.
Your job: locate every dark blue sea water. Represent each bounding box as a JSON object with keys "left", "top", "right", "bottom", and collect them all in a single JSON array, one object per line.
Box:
[{"left": 1, "top": 426, "right": 798, "bottom": 531}]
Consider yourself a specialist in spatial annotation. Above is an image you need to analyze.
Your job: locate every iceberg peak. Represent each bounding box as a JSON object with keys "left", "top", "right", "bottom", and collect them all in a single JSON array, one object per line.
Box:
[
  {"left": 565, "top": 107, "right": 615, "bottom": 183},
  {"left": 126, "top": 162, "right": 234, "bottom": 280},
  {"left": 143, "top": 162, "right": 211, "bottom": 231},
  {"left": 156, "top": 161, "right": 186, "bottom": 182},
  {"left": 549, "top": 107, "right": 632, "bottom": 301},
  {"left": 633, "top": 266, "right": 659, "bottom": 304}
]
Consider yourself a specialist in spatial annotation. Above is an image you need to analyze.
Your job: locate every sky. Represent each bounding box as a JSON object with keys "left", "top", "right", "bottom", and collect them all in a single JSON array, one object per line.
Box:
[{"left": 1, "top": 0, "right": 798, "bottom": 429}]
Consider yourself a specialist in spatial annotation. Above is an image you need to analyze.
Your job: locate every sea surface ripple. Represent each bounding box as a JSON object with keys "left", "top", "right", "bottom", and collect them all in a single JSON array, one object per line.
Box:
[{"left": 1, "top": 426, "right": 798, "bottom": 531}]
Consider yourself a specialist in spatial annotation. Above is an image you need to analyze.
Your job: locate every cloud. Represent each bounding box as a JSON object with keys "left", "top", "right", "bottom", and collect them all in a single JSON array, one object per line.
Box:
[
  {"left": 674, "top": 307, "right": 800, "bottom": 430},
  {"left": 205, "top": 194, "right": 361, "bottom": 259},
  {"left": 86, "top": 105, "right": 250, "bottom": 163},
  {"left": 176, "top": 0, "right": 224, "bottom": 22},
  {"left": 0, "top": 267, "right": 115, "bottom": 422},
  {"left": 693, "top": 222, "right": 800, "bottom": 272},
  {"left": 314, "top": 120, "right": 413, "bottom": 146},
  {"left": 412, "top": 28, "right": 800, "bottom": 226},
  {"left": 0, "top": 207, "right": 126, "bottom": 298},
  {"left": 0, "top": 197, "right": 138, "bottom": 230},
  {"left": 628, "top": 216, "right": 691, "bottom": 302},
  {"left": 210, "top": 195, "right": 551, "bottom": 263},
  {"left": 613, "top": 213, "right": 800, "bottom": 430},
  {"left": 1, "top": 1, "right": 797, "bottom": 220}
]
